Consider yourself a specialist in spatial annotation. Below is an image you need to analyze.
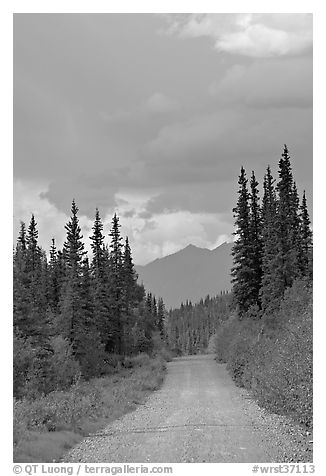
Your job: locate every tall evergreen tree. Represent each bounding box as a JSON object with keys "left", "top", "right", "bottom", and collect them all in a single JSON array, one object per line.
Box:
[
  {"left": 90, "top": 208, "right": 105, "bottom": 277},
  {"left": 27, "top": 216, "right": 49, "bottom": 342},
  {"left": 75, "top": 257, "right": 104, "bottom": 377},
  {"left": 260, "top": 146, "right": 304, "bottom": 312},
  {"left": 48, "top": 238, "right": 61, "bottom": 312},
  {"left": 152, "top": 295, "right": 158, "bottom": 325},
  {"left": 63, "top": 199, "right": 86, "bottom": 271},
  {"left": 26, "top": 214, "right": 42, "bottom": 276},
  {"left": 59, "top": 200, "right": 86, "bottom": 349},
  {"left": 89, "top": 209, "right": 111, "bottom": 348},
  {"left": 17, "top": 221, "right": 27, "bottom": 252},
  {"left": 260, "top": 166, "right": 280, "bottom": 312},
  {"left": 299, "top": 191, "right": 313, "bottom": 278},
  {"left": 274, "top": 145, "right": 300, "bottom": 292},
  {"left": 13, "top": 222, "right": 29, "bottom": 335},
  {"left": 157, "top": 297, "right": 165, "bottom": 337},
  {"left": 108, "top": 213, "right": 124, "bottom": 353},
  {"left": 14, "top": 216, "right": 50, "bottom": 351},
  {"left": 231, "top": 167, "right": 252, "bottom": 316},
  {"left": 247, "top": 170, "right": 263, "bottom": 310},
  {"left": 121, "top": 236, "right": 138, "bottom": 312},
  {"left": 291, "top": 181, "right": 303, "bottom": 278}
]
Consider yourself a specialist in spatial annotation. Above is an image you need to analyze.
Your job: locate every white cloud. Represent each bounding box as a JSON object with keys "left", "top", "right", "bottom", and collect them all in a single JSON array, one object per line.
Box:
[
  {"left": 132, "top": 211, "right": 232, "bottom": 264},
  {"left": 13, "top": 179, "right": 94, "bottom": 256},
  {"left": 163, "top": 13, "right": 312, "bottom": 58},
  {"left": 13, "top": 182, "right": 230, "bottom": 266},
  {"left": 111, "top": 191, "right": 233, "bottom": 265}
]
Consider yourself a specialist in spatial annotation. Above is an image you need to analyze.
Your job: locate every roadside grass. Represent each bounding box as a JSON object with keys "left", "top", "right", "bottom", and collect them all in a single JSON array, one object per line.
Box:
[{"left": 13, "top": 353, "right": 167, "bottom": 463}]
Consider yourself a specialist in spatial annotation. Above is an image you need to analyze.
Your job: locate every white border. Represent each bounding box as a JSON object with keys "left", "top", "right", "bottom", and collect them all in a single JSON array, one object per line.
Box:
[{"left": 2, "top": 2, "right": 323, "bottom": 473}]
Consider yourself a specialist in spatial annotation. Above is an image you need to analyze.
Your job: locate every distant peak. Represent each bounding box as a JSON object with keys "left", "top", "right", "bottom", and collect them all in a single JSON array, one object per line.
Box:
[
  {"left": 212, "top": 241, "right": 232, "bottom": 251},
  {"left": 183, "top": 243, "right": 208, "bottom": 252}
]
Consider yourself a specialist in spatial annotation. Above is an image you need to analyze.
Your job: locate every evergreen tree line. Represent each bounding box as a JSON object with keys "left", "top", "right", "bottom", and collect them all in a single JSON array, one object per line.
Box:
[
  {"left": 231, "top": 144, "right": 312, "bottom": 317},
  {"left": 13, "top": 200, "right": 166, "bottom": 398},
  {"left": 165, "top": 144, "right": 312, "bottom": 355},
  {"left": 166, "top": 292, "right": 232, "bottom": 355}
]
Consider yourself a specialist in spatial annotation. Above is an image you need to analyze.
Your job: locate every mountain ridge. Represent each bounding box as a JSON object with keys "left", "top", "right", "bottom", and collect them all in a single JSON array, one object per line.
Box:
[{"left": 135, "top": 242, "right": 233, "bottom": 309}]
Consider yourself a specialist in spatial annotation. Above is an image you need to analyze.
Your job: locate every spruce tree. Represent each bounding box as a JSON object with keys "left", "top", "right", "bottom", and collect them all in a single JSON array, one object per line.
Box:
[
  {"left": 108, "top": 213, "right": 124, "bottom": 353},
  {"left": 231, "top": 167, "right": 252, "bottom": 316},
  {"left": 120, "top": 237, "right": 139, "bottom": 353},
  {"left": 59, "top": 200, "right": 86, "bottom": 350},
  {"left": 273, "top": 145, "right": 300, "bottom": 295},
  {"left": 121, "top": 236, "right": 138, "bottom": 312},
  {"left": 152, "top": 295, "right": 158, "bottom": 326},
  {"left": 89, "top": 208, "right": 110, "bottom": 348},
  {"left": 63, "top": 199, "right": 86, "bottom": 271},
  {"left": 299, "top": 191, "right": 313, "bottom": 278},
  {"left": 137, "top": 292, "right": 155, "bottom": 353},
  {"left": 13, "top": 222, "right": 29, "bottom": 335},
  {"left": 26, "top": 214, "right": 42, "bottom": 276},
  {"left": 157, "top": 297, "right": 165, "bottom": 337},
  {"left": 75, "top": 257, "right": 104, "bottom": 377},
  {"left": 247, "top": 171, "right": 263, "bottom": 311},
  {"left": 26, "top": 215, "right": 49, "bottom": 343},
  {"left": 290, "top": 181, "right": 302, "bottom": 279},
  {"left": 90, "top": 208, "right": 105, "bottom": 277},
  {"left": 49, "top": 238, "right": 57, "bottom": 266},
  {"left": 48, "top": 238, "right": 61, "bottom": 312},
  {"left": 17, "top": 221, "right": 27, "bottom": 251},
  {"left": 260, "top": 166, "right": 280, "bottom": 312},
  {"left": 260, "top": 146, "right": 304, "bottom": 312}
]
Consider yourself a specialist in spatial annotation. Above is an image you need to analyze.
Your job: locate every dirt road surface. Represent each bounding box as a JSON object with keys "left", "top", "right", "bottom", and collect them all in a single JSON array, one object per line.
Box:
[{"left": 65, "top": 355, "right": 306, "bottom": 463}]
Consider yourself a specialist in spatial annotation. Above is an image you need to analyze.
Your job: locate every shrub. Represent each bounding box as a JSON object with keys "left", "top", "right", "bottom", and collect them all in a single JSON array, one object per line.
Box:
[
  {"left": 157, "top": 347, "right": 173, "bottom": 362},
  {"left": 102, "top": 353, "right": 123, "bottom": 374},
  {"left": 13, "top": 333, "right": 38, "bottom": 399},
  {"left": 125, "top": 352, "right": 151, "bottom": 368},
  {"left": 47, "top": 336, "right": 81, "bottom": 391},
  {"left": 14, "top": 351, "right": 168, "bottom": 462},
  {"left": 214, "top": 279, "right": 313, "bottom": 428},
  {"left": 215, "top": 312, "right": 239, "bottom": 363}
]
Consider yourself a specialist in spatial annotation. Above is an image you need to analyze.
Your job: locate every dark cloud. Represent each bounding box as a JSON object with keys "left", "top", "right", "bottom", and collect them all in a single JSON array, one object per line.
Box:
[
  {"left": 14, "top": 13, "right": 313, "bottom": 260},
  {"left": 122, "top": 209, "right": 137, "bottom": 218},
  {"left": 137, "top": 107, "right": 312, "bottom": 190},
  {"left": 145, "top": 181, "right": 237, "bottom": 216},
  {"left": 209, "top": 57, "right": 312, "bottom": 109},
  {"left": 137, "top": 210, "right": 153, "bottom": 220},
  {"left": 42, "top": 177, "right": 118, "bottom": 217}
]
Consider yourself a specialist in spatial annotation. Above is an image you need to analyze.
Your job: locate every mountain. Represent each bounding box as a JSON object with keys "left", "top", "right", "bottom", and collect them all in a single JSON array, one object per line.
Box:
[{"left": 135, "top": 242, "right": 233, "bottom": 309}]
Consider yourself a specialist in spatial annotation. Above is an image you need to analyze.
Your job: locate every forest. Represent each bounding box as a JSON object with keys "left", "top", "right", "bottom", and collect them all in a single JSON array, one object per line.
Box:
[
  {"left": 13, "top": 204, "right": 167, "bottom": 399},
  {"left": 166, "top": 293, "right": 232, "bottom": 355}
]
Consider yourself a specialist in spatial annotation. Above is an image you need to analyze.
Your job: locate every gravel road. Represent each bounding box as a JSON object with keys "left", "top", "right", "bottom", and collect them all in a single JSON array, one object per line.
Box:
[{"left": 65, "top": 354, "right": 311, "bottom": 463}]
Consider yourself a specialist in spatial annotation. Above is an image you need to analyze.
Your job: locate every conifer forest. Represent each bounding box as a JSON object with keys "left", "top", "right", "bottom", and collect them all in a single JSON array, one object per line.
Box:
[{"left": 14, "top": 205, "right": 167, "bottom": 399}]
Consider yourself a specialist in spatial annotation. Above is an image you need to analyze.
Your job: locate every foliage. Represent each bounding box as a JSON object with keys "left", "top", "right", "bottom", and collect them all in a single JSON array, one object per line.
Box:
[
  {"left": 231, "top": 166, "right": 253, "bottom": 315},
  {"left": 231, "top": 145, "right": 312, "bottom": 314},
  {"left": 13, "top": 202, "right": 167, "bottom": 401},
  {"left": 215, "top": 279, "right": 312, "bottom": 428},
  {"left": 166, "top": 292, "right": 232, "bottom": 355},
  {"left": 13, "top": 353, "right": 167, "bottom": 462}
]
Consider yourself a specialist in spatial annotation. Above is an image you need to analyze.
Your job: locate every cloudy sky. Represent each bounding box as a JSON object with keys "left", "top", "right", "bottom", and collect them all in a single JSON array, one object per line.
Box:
[{"left": 13, "top": 13, "right": 313, "bottom": 265}]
